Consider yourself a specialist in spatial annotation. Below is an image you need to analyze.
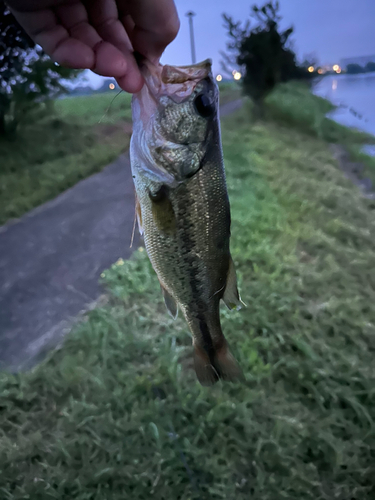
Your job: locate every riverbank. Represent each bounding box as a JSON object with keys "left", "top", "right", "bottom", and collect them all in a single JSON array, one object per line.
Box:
[
  {"left": 1, "top": 88, "right": 375, "bottom": 499},
  {"left": 266, "top": 81, "right": 375, "bottom": 192},
  {"left": 313, "top": 72, "right": 375, "bottom": 136}
]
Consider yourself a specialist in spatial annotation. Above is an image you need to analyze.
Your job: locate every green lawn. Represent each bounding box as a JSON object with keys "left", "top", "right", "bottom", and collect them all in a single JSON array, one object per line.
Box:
[
  {"left": 1, "top": 93, "right": 375, "bottom": 498},
  {"left": 0, "top": 92, "right": 132, "bottom": 225},
  {"left": 55, "top": 91, "right": 133, "bottom": 126}
]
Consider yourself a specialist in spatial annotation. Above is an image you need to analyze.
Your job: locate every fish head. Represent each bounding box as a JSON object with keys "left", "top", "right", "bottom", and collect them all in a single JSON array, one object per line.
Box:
[{"left": 131, "top": 59, "right": 218, "bottom": 186}]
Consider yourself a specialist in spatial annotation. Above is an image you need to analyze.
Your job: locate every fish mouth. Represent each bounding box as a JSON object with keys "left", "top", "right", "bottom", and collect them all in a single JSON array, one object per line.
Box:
[
  {"left": 138, "top": 59, "right": 214, "bottom": 103},
  {"left": 161, "top": 59, "right": 212, "bottom": 84}
]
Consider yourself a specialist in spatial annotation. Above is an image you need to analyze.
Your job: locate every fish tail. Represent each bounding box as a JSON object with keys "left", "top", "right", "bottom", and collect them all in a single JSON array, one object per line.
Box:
[
  {"left": 193, "top": 344, "right": 219, "bottom": 386},
  {"left": 193, "top": 340, "right": 244, "bottom": 387},
  {"left": 213, "top": 343, "right": 245, "bottom": 383}
]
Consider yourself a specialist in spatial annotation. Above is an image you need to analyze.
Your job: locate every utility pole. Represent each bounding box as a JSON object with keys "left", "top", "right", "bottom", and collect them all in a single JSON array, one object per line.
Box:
[{"left": 186, "top": 11, "right": 196, "bottom": 64}]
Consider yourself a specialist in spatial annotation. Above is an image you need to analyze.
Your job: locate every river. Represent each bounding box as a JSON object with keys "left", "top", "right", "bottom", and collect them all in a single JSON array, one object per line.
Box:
[{"left": 313, "top": 72, "right": 375, "bottom": 137}]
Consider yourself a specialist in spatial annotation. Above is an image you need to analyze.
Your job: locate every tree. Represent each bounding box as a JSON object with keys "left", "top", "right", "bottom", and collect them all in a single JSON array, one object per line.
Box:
[
  {"left": 346, "top": 63, "right": 364, "bottom": 75},
  {"left": 365, "top": 61, "right": 375, "bottom": 73},
  {"left": 0, "top": 3, "right": 79, "bottom": 137},
  {"left": 222, "top": 1, "right": 314, "bottom": 114}
]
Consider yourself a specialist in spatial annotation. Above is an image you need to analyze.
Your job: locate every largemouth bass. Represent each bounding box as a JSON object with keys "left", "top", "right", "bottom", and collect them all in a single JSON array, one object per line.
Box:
[{"left": 130, "top": 59, "right": 244, "bottom": 386}]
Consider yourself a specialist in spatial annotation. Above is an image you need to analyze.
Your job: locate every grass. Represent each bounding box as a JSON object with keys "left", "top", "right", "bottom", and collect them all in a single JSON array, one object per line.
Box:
[
  {"left": 266, "top": 82, "right": 375, "bottom": 185},
  {"left": 1, "top": 93, "right": 375, "bottom": 498},
  {"left": 55, "top": 91, "right": 133, "bottom": 126},
  {"left": 265, "top": 82, "right": 375, "bottom": 143},
  {"left": 218, "top": 82, "right": 242, "bottom": 105},
  {"left": 0, "top": 92, "right": 133, "bottom": 225}
]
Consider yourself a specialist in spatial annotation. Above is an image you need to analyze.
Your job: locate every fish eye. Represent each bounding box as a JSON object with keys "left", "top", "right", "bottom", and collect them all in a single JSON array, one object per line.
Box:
[{"left": 193, "top": 93, "right": 214, "bottom": 118}]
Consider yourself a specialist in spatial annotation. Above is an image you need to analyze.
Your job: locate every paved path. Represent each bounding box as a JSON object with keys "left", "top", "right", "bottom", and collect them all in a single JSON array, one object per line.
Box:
[{"left": 0, "top": 99, "right": 242, "bottom": 371}]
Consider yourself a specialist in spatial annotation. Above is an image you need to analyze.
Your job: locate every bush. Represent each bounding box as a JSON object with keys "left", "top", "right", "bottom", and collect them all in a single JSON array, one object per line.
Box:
[
  {"left": 0, "top": 5, "right": 79, "bottom": 137},
  {"left": 346, "top": 63, "right": 364, "bottom": 75},
  {"left": 222, "top": 1, "right": 315, "bottom": 114}
]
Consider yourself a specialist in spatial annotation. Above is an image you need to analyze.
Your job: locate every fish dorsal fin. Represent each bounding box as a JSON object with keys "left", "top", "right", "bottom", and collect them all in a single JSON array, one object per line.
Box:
[
  {"left": 161, "top": 285, "right": 178, "bottom": 319},
  {"left": 222, "top": 257, "right": 246, "bottom": 311}
]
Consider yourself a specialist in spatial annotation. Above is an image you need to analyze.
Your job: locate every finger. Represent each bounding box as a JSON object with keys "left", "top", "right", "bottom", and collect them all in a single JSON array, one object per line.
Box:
[
  {"left": 121, "top": 0, "right": 180, "bottom": 62},
  {"left": 56, "top": 2, "right": 130, "bottom": 77},
  {"left": 85, "top": 0, "right": 132, "bottom": 53},
  {"left": 84, "top": 0, "right": 143, "bottom": 91},
  {"left": 122, "top": 14, "right": 135, "bottom": 39},
  {"left": 9, "top": 1, "right": 143, "bottom": 92},
  {"left": 9, "top": 6, "right": 94, "bottom": 68}
]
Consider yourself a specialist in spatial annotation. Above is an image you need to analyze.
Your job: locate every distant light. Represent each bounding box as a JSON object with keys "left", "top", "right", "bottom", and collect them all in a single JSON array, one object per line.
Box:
[
  {"left": 308, "top": 66, "right": 314, "bottom": 73},
  {"left": 317, "top": 68, "right": 324, "bottom": 74},
  {"left": 232, "top": 70, "right": 237, "bottom": 75},
  {"left": 333, "top": 64, "right": 339, "bottom": 72},
  {"left": 109, "top": 83, "right": 115, "bottom": 89},
  {"left": 233, "top": 71, "right": 242, "bottom": 81},
  {"left": 216, "top": 74, "right": 223, "bottom": 82},
  {"left": 334, "top": 66, "right": 341, "bottom": 74}
]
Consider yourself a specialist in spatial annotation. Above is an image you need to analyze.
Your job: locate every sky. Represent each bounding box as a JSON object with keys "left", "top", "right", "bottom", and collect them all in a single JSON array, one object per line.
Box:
[{"left": 87, "top": 0, "right": 375, "bottom": 88}]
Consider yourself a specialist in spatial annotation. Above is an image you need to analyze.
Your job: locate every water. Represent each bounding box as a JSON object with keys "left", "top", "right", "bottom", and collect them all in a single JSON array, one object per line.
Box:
[
  {"left": 313, "top": 72, "right": 375, "bottom": 137},
  {"left": 362, "top": 145, "right": 375, "bottom": 157}
]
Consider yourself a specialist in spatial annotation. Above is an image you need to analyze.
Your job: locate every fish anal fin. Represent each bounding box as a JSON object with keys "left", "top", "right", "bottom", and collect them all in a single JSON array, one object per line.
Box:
[
  {"left": 222, "top": 257, "right": 246, "bottom": 311},
  {"left": 161, "top": 285, "right": 178, "bottom": 319}
]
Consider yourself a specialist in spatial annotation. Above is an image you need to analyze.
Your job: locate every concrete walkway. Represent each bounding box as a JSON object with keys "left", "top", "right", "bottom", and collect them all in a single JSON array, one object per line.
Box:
[{"left": 0, "top": 99, "right": 242, "bottom": 371}]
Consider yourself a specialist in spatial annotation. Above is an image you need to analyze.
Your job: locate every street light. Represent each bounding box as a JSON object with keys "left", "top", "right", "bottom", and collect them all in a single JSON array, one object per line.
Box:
[
  {"left": 186, "top": 11, "right": 197, "bottom": 64},
  {"left": 216, "top": 74, "right": 223, "bottom": 82}
]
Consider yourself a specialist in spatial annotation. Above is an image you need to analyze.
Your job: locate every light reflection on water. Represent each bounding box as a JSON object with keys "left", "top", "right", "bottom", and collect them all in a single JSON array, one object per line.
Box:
[{"left": 313, "top": 72, "right": 375, "bottom": 136}]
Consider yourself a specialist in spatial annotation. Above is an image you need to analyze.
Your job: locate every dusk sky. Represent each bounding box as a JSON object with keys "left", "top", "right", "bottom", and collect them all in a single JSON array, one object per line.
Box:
[{"left": 88, "top": 0, "right": 375, "bottom": 87}]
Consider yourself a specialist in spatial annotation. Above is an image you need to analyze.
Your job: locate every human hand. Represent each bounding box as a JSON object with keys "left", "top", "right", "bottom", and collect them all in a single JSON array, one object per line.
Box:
[{"left": 7, "top": 0, "right": 180, "bottom": 92}]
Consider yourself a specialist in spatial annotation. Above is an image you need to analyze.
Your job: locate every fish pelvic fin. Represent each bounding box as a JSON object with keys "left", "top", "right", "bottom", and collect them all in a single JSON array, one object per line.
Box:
[
  {"left": 160, "top": 285, "right": 178, "bottom": 319},
  {"left": 222, "top": 256, "right": 246, "bottom": 311},
  {"left": 135, "top": 195, "right": 143, "bottom": 235},
  {"left": 193, "top": 341, "right": 244, "bottom": 387}
]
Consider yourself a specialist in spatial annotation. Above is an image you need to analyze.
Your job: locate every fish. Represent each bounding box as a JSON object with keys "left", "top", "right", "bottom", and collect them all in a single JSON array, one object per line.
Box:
[{"left": 130, "top": 58, "right": 244, "bottom": 386}]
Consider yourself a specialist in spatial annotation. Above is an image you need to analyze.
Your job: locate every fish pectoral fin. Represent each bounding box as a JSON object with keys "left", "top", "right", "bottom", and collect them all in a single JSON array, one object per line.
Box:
[
  {"left": 160, "top": 285, "right": 178, "bottom": 319},
  {"left": 135, "top": 195, "right": 144, "bottom": 235},
  {"left": 222, "top": 257, "right": 246, "bottom": 311}
]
